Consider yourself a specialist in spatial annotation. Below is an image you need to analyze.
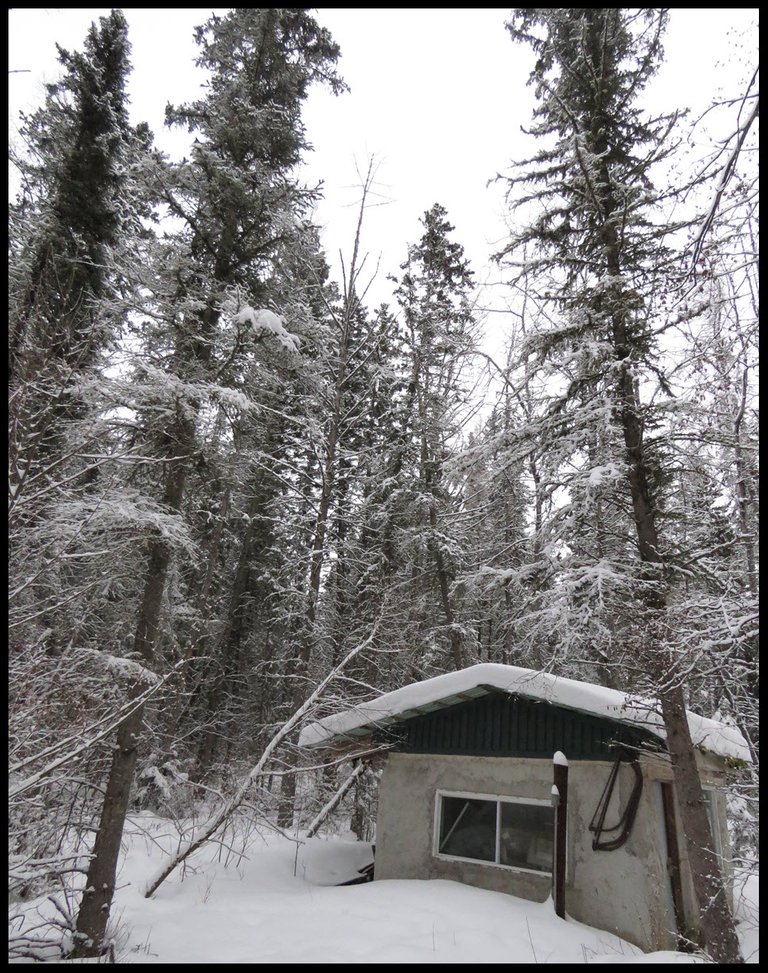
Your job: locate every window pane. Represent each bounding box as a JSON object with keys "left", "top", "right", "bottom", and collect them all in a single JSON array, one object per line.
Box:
[
  {"left": 439, "top": 797, "right": 497, "bottom": 862},
  {"left": 499, "top": 802, "right": 554, "bottom": 872},
  {"left": 702, "top": 790, "right": 722, "bottom": 857}
]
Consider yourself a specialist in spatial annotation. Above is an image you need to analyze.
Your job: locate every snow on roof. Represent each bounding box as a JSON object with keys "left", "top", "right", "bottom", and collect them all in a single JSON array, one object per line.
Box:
[{"left": 298, "top": 663, "right": 751, "bottom": 763}]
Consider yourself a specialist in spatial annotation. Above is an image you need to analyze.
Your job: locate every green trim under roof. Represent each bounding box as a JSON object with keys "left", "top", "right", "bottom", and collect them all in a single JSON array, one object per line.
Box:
[{"left": 373, "top": 689, "right": 663, "bottom": 760}]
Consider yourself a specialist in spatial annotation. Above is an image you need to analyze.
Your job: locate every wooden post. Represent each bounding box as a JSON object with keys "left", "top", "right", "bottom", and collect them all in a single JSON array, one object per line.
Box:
[{"left": 552, "top": 751, "right": 569, "bottom": 919}]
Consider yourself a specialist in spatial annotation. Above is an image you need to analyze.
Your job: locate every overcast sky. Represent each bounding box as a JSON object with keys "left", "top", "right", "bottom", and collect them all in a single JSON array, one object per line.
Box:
[{"left": 9, "top": 8, "right": 759, "bottom": 334}]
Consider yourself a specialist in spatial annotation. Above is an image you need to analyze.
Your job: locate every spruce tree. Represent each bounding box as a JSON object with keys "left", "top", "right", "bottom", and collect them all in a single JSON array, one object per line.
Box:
[
  {"left": 72, "top": 9, "right": 345, "bottom": 955},
  {"left": 457, "top": 400, "right": 531, "bottom": 667},
  {"left": 9, "top": 9, "right": 136, "bottom": 549},
  {"left": 9, "top": 10, "right": 132, "bottom": 388},
  {"left": 501, "top": 9, "right": 742, "bottom": 961},
  {"left": 7, "top": 10, "right": 163, "bottom": 941},
  {"left": 394, "top": 204, "right": 478, "bottom": 673}
]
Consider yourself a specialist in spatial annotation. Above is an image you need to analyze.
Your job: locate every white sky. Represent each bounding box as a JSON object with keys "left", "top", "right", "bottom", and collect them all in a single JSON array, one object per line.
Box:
[{"left": 8, "top": 8, "right": 759, "bottom": 338}]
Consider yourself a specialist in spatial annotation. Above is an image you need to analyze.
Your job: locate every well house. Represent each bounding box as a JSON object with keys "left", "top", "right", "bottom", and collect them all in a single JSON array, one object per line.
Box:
[{"left": 299, "top": 664, "right": 750, "bottom": 953}]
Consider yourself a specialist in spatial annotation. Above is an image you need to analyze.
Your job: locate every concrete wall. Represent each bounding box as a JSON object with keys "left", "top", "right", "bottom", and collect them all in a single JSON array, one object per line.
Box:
[
  {"left": 639, "top": 751, "right": 733, "bottom": 933},
  {"left": 374, "top": 753, "right": 553, "bottom": 903},
  {"left": 373, "top": 751, "right": 733, "bottom": 952}
]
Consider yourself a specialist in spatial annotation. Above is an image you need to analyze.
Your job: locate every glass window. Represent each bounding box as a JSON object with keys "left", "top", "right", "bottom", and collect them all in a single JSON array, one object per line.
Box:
[
  {"left": 437, "top": 792, "right": 554, "bottom": 874},
  {"left": 701, "top": 788, "right": 722, "bottom": 859},
  {"left": 438, "top": 797, "right": 497, "bottom": 862},
  {"left": 500, "top": 801, "right": 554, "bottom": 872}
]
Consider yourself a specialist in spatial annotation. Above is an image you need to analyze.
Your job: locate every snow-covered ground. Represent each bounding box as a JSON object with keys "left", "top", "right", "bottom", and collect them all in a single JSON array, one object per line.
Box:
[{"left": 8, "top": 814, "right": 759, "bottom": 964}]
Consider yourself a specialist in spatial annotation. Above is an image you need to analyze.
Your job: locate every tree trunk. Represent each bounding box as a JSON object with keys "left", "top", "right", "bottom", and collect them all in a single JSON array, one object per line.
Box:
[
  {"left": 504, "top": 9, "right": 746, "bottom": 961},
  {"left": 144, "top": 623, "right": 380, "bottom": 899},
  {"left": 276, "top": 180, "right": 375, "bottom": 829},
  {"left": 72, "top": 416, "right": 191, "bottom": 956},
  {"left": 71, "top": 541, "right": 172, "bottom": 956},
  {"left": 601, "top": 160, "right": 743, "bottom": 960},
  {"left": 428, "top": 495, "right": 464, "bottom": 671},
  {"left": 195, "top": 483, "right": 267, "bottom": 779},
  {"left": 613, "top": 355, "right": 743, "bottom": 963},
  {"left": 660, "top": 688, "right": 744, "bottom": 962},
  {"left": 70, "top": 703, "right": 143, "bottom": 958}
]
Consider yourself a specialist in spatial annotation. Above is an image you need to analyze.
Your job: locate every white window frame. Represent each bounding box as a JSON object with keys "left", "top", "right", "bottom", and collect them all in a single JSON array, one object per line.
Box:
[{"left": 433, "top": 789, "right": 555, "bottom": 876}]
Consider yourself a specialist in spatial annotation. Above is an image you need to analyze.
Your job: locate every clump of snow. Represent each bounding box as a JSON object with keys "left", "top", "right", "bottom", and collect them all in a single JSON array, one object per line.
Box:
[
  {"left": 234, "top": 306, "right": 300, "bottom": 353},
  {"left": 298, "top": 663, "right": 751, "bottom": 763},
  {"left": 48, "top": 489, "right": 198, "bottom": 559},
  {"left": 553, "top": 750, "right": 569, "bottom": 766},
  {"left": 585, "top": 462, "right": 621, "bottom": 487},
  {"left": 74, "top": 648, "right": 160, "bottom": 686}
]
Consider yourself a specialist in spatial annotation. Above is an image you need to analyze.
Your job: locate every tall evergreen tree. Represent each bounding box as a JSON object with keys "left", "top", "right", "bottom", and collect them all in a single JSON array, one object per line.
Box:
[
  {"left": 6, "top": 9, "right": 165, "bottom": 938},
  {"left": 8, "top": 8, "right": 137, "bottom": 566},
  {"left": 72, "top": 9, "right": 345, "bottom": 955},
  {"left": 501, "top": 9, "right": 742, "bottom": 961},
  {"left": 393, "top": 203, "right": 479, "bottom": 673},
  {"left": 9, "top": 10, "right": 132, "bottom": 390},
  {"left": 455, "top": 404, "right": 530, "bottom": 667}
]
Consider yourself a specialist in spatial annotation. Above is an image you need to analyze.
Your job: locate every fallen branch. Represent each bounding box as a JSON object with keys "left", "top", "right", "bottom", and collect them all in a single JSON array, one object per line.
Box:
[
  {"left": 305, "top": 761, "right": 367, "bottom": 840},
  {"left": 142, "top": 619, "right": 381, "bottom": 898}
]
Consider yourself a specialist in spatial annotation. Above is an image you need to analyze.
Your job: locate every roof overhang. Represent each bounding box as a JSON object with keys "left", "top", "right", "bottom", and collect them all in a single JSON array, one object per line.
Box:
[
  {"left": 304, "top": 684, "right": 494, "bottom": 751},
  {"left": 298, "top": 664, "right": 751, "bottom": 764}
]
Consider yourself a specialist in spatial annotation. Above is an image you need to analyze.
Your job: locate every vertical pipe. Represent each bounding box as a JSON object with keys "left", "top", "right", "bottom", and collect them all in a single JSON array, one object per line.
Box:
[
  {"left": 660, "top": 780, "right": 691, "bottom": 950},
  {"left": 553, "top": 751, "right": 569, "bottom": 919}
]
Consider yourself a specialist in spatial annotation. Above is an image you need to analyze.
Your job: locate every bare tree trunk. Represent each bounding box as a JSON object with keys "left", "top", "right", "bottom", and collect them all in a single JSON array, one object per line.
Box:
[
  {"left": 277, "top": 167, "right": 375, "bottom": 828},
  {"left": 583, "top": 98, "right": 745, "bottom": 948},
  {"left": 428, "top": 491, "right": 465, "bottom": 671},
  {"left": 195, "top": 482, "right": 268, "bottom": 778},
  {"left": 612, "top": 324, "right": 743, "bottom": 963},
  {"left": 306, "top": 761, "right": 366, "bottom": 839},
  {"left": 70, "top": 703, "right": 143, "bottom": 957},
  {"left": 731, "top": 336, "right": 758, "bottom": 585},
  {"left": 660, "top": 687, "right": 743, "bottom": 961}
]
